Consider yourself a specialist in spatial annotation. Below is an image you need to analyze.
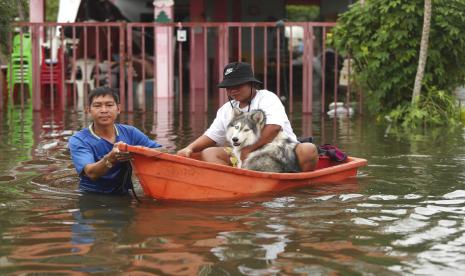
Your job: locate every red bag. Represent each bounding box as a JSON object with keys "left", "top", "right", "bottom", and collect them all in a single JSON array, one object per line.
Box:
[{"left": 318, "top": 144, "right": 347, "bottom": 162}]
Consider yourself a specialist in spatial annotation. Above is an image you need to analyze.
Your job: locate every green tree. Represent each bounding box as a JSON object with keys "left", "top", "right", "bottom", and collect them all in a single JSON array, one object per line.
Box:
[
  {"left": 412, "top": 0, "right": 432, "bottom": 105},
  {"left": 286, "top": 5, "right": 320, "bottom": 22},
  {"left": 332, "top": 0, "right": 465, "bottom": 127},
  {"left": 0, "top": 0, "right": 28, "bottom": 60},
  {"left": 46, "top": 0, "right": 59, "bottom": 22}
]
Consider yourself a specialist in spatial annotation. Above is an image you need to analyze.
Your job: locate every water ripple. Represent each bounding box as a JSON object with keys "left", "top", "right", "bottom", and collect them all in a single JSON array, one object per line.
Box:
[
  {"left": 443, "top": 190, "right": 465, "bottom": 199},
  {"left": 383, "top": 218, "right": 429, "bottom": 234},
  {"left": 423, "top": 199, "right": 465, "bottom": 205},
  {"left": 369, "top": 195, "right": 399, "bottom": 201},
  {"left": 339, "top": 194, "right": 364, "bottom": 201},
  {"left": 415, "top": 206, "right": 440, "bottom": 216},
  {"left": 404, "top": 194, "right": 423, "bottom": 199},
  {"left": 393, "top": 225, "right": 459, "bottom": 247},
  {"left": 351, "top": 218, "right": 379, "bottom": 226}
]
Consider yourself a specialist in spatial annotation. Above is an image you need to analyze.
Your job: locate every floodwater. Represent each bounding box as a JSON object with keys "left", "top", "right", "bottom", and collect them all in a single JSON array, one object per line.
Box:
[{"left": 1, "top": 100, "right": 465, "bottom": 275}]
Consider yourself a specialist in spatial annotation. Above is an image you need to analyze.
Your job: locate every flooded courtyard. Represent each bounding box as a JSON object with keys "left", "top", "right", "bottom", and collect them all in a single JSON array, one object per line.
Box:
[{"left": 1, "top": 101, "right": 465, "bottom": 275}]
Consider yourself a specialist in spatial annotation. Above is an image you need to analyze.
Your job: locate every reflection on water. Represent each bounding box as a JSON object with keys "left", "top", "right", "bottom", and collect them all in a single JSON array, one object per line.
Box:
[{"left": 1, "top": 101, "right": 465, "bottom": 274}]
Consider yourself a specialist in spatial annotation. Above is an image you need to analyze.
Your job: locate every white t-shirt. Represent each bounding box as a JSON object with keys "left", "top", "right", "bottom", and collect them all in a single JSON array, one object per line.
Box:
[{"left": 204, "top": 89, "right": 298, "bottom": 146}]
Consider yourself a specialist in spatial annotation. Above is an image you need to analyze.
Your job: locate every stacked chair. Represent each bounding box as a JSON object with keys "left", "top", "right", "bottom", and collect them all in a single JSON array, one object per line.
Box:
[
  {"left": 7, "top": 32, "right": 33, "bottom": 98},
  {"left": 40, "top": 46, "right": 64, "bottom": 98}
]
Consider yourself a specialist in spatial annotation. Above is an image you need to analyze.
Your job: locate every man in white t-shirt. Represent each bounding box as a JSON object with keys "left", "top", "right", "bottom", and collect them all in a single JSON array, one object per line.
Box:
[{"left": 177, "top": 62, "right": 318, "bottom": 171}]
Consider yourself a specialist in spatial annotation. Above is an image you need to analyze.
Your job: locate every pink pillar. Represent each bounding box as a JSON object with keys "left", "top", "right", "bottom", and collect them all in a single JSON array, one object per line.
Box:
[
  {"left": 302, "top": 24, "right": 314, "bottom": 114},
  {"left": 218, "top": 24, "right": 229, "bottom": 106},
  {"left": 212, "top": 0, "right": 228, "bottom": 109},
  {"left": 153, "top": 0, "right": 174, "bottom": 98},
  {"left": 189, "top": 0, "right": 207, "bottom": 112},
  {"left": 30, "top": 0, "right": 45, "bottom": 111}
]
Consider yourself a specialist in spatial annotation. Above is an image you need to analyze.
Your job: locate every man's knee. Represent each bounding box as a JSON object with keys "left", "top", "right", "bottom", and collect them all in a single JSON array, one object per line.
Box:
[
  {"left": 296, "top": 143, "right": 319, "bottom": 171},
  {"left": 200, "top": 147, "right": 220, "bottom": 161},
  {"left": 296, "top": 142, "right": 317, "bottom": 156}
]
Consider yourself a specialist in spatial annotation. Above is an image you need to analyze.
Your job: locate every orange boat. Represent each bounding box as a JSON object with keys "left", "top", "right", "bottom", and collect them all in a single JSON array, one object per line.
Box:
[{"left": 118, "top": 144, "right": 367, "bottom": 202}]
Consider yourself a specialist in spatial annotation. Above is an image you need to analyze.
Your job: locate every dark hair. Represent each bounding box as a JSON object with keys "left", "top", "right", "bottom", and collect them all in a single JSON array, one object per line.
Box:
[{"left": 88, "top": 87, "right": 120, "bottom": 105}]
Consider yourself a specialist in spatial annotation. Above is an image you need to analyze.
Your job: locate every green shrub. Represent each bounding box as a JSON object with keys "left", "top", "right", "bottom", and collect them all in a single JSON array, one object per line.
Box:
[
  {"left": 332, "top": 0, "right": 465, "bottom": 118},
  {"left": 388, "top": 86, "right": 460, "bottom": 128},
  {"left": 286, "top": 5, "right": 320, "bottom": 22}
]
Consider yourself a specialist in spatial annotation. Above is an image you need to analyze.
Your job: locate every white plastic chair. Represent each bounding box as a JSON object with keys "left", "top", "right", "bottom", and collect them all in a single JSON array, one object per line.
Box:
[{"left": 66, "top": 59, "right": 96, "bottom": 108}]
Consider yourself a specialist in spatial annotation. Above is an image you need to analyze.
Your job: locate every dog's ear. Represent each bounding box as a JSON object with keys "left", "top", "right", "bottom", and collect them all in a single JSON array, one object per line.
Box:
[
  {"left": 251, "top": 110, "right": 265, "bottom": 124},
  {"left": 232, "top": 108, "right": 243, "bottom": 118}
]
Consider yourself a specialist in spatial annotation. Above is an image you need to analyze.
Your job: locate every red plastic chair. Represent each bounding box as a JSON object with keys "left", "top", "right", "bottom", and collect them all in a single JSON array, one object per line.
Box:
[{"left": 40, "top": 47, "right": 64, "bottom": 98}]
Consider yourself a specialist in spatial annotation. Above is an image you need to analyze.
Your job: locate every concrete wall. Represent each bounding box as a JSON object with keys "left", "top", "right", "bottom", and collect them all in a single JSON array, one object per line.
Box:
[{"left": 320, "top": 0, "right": 354, "bottom": 21}]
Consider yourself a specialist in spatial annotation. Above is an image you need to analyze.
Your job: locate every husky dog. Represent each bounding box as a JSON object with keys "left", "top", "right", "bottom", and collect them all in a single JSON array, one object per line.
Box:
[{"left": 225, "top": 109, "right": 301, "bottom": 173}]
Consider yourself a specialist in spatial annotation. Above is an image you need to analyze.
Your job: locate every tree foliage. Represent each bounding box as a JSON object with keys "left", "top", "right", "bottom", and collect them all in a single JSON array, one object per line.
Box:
[
  {"left": 46, "top": 0, "right": 59, "bottom": 22},
  {"left": 332, "top": 0, "right": 465, "bottom": 126},
  {"left": 0, "top": 0, "right": 28, "bottom": 62},
  {"left": 0, "top": 0, "right": 57, "bottom": 60},
  {"left": 286, "top": 5, "right": 320, "bottom": 22}
]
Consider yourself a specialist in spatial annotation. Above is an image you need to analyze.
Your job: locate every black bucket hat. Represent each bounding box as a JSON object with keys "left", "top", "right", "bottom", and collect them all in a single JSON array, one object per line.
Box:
[{"left": 217, "top": 62, "right": 263, "bottom": 88}]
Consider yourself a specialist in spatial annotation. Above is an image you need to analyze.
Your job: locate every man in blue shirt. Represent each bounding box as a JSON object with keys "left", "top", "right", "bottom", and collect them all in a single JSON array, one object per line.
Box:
[{"left": 69, "top": 87, "right": 161, "bottom": 194}]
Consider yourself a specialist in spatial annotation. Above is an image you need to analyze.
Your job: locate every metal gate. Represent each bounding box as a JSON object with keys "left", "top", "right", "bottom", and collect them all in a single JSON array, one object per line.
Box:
[{"left": 4, "top": 21, "right": 359, "bottom": 115}]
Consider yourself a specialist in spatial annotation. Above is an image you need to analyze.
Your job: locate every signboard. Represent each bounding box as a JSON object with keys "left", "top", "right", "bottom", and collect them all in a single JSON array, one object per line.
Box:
[{"left": 177, "top": 29, "right": 187, "bottom": 42}]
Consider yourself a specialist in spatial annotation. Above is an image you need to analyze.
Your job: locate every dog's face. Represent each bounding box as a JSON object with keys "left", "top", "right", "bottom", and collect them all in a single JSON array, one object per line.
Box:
[{"left": 226, "top": 109, "right": 266, "bottom": 149}]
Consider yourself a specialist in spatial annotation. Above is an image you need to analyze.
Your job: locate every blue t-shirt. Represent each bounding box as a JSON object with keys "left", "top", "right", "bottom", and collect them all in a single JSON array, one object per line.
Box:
[{"left": 68, "top": 123, "right": 161, "bottom": 194}]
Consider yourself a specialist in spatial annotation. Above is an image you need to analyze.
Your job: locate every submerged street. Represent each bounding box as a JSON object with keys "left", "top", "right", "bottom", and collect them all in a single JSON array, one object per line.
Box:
[{"left": 1, "top": 103, "right": 465, "bottom": 274}]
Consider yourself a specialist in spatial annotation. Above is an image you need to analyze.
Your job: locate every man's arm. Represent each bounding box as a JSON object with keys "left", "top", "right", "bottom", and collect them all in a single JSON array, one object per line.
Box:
[
  {"left": 83, "top": 144, "right": 131, "bottom": 181},
  {"left": 240, "top": 124, "right": 281, "bottom": 160},
  {"left": 177, "top": 135, "right": 217, "bottom": 157}
]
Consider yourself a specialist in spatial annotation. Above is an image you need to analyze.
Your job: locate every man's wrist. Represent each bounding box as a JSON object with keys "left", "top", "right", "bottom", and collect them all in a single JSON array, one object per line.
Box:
[{"left": 103, "top": 155, "right": 115, "bottom": 168}]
